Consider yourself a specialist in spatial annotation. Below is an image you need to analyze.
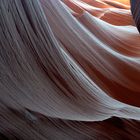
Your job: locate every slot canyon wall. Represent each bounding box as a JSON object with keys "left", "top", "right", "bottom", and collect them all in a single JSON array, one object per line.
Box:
[{"left": 0, "top": 0, "right": 140, "bottom": 140}]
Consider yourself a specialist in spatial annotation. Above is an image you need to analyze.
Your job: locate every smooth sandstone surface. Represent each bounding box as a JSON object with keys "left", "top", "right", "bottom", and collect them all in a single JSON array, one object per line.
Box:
[{"left": 0, "top": 0, "right": 140, "bottom": 140}]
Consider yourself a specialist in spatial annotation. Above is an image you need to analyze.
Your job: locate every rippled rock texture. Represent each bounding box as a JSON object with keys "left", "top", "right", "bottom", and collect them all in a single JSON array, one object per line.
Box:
[{"left": 0, "top": 0, "right": 140, "bottom": 140}]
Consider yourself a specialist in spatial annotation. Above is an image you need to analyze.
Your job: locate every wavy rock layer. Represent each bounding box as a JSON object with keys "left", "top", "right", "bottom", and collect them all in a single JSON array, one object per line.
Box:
[{"left": 0, "top": 0, "right": 140, "bottom": 140}]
